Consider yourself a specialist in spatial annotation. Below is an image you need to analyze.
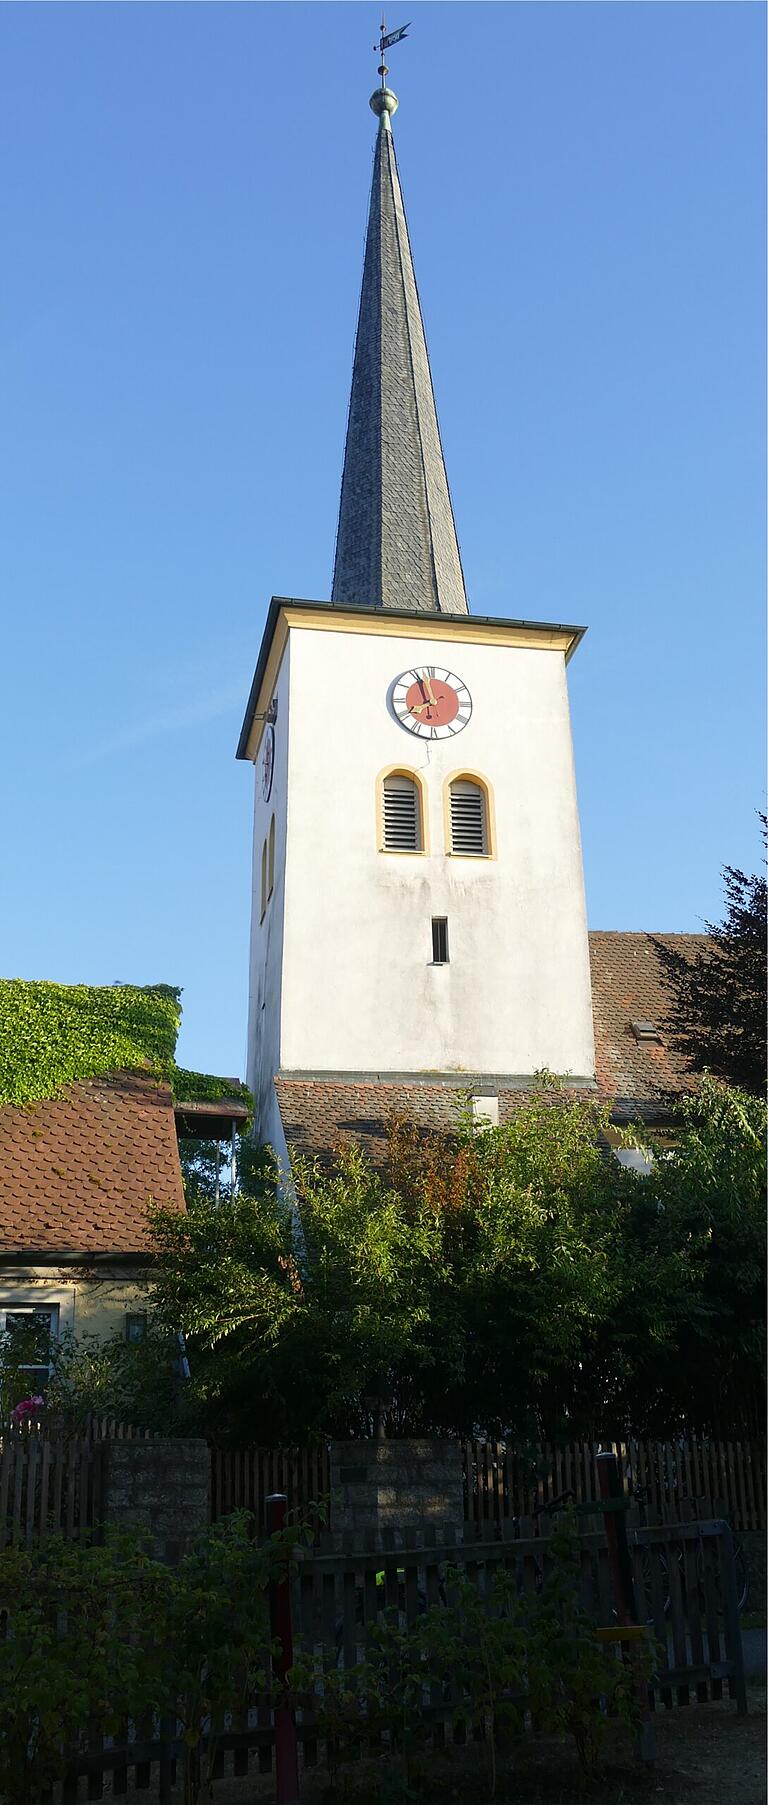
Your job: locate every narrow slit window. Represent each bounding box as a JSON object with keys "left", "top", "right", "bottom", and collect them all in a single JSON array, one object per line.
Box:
[
  {"left": 449, "top": 780, "right": 487, "bottom": 856},
  {"left": 260, "top": 840, "right": 268, "bottom": 921},
  {"left": 431, "top": 917, "right": 449, "bottom": 964},
  {"left": 267, "top": 815, "right": 276, "bottom": 898},
  {"left": 382, "top": 774, "right": 422, "bottom": 852}
]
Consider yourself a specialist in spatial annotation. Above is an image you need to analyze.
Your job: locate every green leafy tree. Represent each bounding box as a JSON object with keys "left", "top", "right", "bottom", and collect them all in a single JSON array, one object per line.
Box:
[
  {"left": 653, "top": 825, "right": 767, "bottom": 1093},
  {"left": 149, "top": 1085, "right": 632, "bottom": 1444},
  {"left": 611, "top": 1078, "right": 766, "bottom": 1435}
]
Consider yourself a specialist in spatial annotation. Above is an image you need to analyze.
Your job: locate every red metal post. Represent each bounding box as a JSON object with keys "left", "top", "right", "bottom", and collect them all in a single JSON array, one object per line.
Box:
[
  {"left": 596, "top": 1450, "right": 636, "bottom": 1623},
  {"left": 596, "top": 1452, "right": 654, "bottom": 1764},
  {"left": 266, "top": 1491, "right": 301, "bottom": 1804}
]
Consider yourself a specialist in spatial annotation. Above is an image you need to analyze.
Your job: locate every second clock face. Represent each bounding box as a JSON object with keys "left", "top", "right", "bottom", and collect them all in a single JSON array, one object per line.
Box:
[
  {"left": 392, "top": 666, "right": 472, "bottom": 740},
  {"left": 261, "top": 724, "right": 275, "bottom": 802}
]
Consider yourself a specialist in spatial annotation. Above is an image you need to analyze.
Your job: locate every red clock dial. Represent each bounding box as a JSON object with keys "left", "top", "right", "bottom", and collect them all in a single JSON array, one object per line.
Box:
[{"left": 404, "top": 675, "right": 459, "bottom": 727}]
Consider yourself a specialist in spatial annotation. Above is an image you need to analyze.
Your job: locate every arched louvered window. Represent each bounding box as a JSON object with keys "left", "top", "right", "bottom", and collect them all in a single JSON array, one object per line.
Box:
[
  {"left": 267, "top": 815, "right": 276, "bottom": 897},
  {"left": 260, "top": 840, "right": 268, "bottom": 921},
  {"left": 382, "top": 773, "right": 423, "bottom": 852},
  {"left": 449, "top": 779, "right": 488, "bottom": 856}
]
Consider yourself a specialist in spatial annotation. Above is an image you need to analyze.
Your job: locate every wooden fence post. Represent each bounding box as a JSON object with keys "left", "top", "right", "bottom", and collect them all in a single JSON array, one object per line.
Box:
[{"left": 266, "top": 1492, "right": 300, "bottom": 1805}]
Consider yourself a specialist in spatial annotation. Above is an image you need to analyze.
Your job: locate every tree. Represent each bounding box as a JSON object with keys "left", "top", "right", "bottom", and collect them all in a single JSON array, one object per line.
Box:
[
  {"left": 610, "top": 1077, "right": 766, "bottom": 1436},
  {"left": 653, "top": 823, "right": 767, "bottom": 1092}
]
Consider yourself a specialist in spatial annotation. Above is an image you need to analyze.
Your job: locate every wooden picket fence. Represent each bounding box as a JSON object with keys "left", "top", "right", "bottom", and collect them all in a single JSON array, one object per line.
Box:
[
  {"left": 0, "top": 1410, "right": 157, "bottom": 1442},
  {"left": 210, "top": 1444, "right": 331, "bottom": 1529},
  {"left": 208, "top": 1436, "right": 766, "bottom": 1538},
  {"left": 0, "top": 1432, "right": 103, "bottom": 1548},
  {"left": 464, "top": 1436, "right": 767, "bottom": 1535},
  {"left": 0, "top": 1415, "right": 157, "bottom": 1548},
  {"left": 51, "top": 1515, "right": 747, "bottom": 1797}
]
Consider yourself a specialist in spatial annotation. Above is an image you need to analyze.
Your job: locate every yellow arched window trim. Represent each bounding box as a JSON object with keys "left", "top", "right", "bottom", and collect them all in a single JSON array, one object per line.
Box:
[
  {"left": 375, "top": 764, "right": 430, "bottom": 855},
  {"left": 267, "top": 815, "right": 276, "bottom": 897},
  {"left": 442, "top": 770, "right": 497, "bottom": 859}
]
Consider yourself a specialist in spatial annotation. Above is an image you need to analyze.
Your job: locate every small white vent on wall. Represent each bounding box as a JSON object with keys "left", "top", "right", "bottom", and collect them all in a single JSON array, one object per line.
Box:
[
  {"left": 383, "top": 774, "right": 421, "bottom": 851},
  {"left": 450, "top": 781, "right": 487, "bottom": 855}
]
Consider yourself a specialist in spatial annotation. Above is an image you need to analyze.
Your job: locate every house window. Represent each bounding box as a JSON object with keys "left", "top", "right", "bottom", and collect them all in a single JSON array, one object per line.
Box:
[
  {"left": 382, "top": 773, "right": 422, "bottom": 852},
  {"left": 268, "top": 815, "right": 276, "bottom": 898},
  {"left": 125, "top": 1312, "right": 148, "bottom": 1344},
  {"left": 0, "top": 1304, "right": 59, "bottom": 1401},
  {"left": 449, "top": 779, "right": 488, "bottom": 856},
  {"left": 431, "top": 917, "right": 449, "bottom": 964}
]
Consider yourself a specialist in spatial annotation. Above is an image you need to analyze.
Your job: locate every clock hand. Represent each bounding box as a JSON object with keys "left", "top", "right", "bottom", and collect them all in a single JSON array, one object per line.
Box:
[{"left": 424, "top": 674, "right": 438, "bottom": 706}]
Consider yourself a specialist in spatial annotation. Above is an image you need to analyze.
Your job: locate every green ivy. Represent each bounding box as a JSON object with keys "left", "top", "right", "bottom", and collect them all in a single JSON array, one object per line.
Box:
[
  {"left": 0, "top": 979, "right": 251, "bottom": 1120},
  {"left": 172, "top": 1068, "right": 249, "bottom": 1108}
]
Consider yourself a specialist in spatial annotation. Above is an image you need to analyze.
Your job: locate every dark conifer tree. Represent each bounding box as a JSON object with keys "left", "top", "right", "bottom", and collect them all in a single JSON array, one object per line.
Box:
[{"left": 654, "top": 820, "right": 766, "bottom": 1093}]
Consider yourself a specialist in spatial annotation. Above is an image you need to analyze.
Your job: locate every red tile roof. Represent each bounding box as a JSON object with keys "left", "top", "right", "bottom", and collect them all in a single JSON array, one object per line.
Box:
[
  {"left": 274, "top": 1077, "right": 593, "bottom": 1163},
  {"left": 589, "top": 931, "right": 709, "bottom": 1120},
  {"left": 0, "top": 1072, "right": 185, "bottom": 1254}
]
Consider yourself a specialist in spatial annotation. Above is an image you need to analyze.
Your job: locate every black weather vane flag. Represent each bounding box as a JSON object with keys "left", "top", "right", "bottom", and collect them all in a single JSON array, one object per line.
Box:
[{"left": 375, "top": 17, "right": 410, "bottom": 88}]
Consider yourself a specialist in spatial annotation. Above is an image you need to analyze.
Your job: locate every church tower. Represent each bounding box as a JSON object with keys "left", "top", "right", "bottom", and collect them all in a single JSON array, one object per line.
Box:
[{"left": 238, "top": 77, "right": 595, "bottom": 1165}]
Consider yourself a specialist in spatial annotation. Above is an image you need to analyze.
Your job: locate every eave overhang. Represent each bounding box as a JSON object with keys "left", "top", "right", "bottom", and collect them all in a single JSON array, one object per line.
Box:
[
  {"left": 237, "top": 596, "right": 587, "bottom": 762},
  {"left": 174, "top": 1097, "right": 251, "bottom": 1140},
  {"left": 0, "top": 1250, "right": 155, "bottom": 1268}
]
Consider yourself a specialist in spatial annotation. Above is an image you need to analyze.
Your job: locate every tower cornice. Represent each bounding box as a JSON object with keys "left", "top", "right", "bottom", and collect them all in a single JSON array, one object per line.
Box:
[{"left": 237, "top": 597, "right": 586, "bottom": 761}]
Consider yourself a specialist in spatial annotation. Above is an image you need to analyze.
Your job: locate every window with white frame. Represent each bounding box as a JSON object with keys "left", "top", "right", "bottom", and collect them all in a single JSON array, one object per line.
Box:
[{"left": 0, "top": 1303, "right": 59, "bottom": 1400}]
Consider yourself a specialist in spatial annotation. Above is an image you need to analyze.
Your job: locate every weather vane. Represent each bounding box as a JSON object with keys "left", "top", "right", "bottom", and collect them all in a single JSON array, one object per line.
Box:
[{"left": 375, "top": 15, "right": 410, "bottom": 91}]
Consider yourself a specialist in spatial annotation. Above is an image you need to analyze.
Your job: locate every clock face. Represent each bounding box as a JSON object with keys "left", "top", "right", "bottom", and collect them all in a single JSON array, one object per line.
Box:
[
  {"left": 261, "top": 724, "right": 275, "bottom": 802},
  {"left": 392, "top": 666, "right": 472, "bottom": 740}
]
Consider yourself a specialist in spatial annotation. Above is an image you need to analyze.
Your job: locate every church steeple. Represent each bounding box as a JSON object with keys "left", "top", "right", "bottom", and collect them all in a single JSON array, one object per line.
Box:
[{"left": 331, "top": 84, "right": 469, "bottom": 615}]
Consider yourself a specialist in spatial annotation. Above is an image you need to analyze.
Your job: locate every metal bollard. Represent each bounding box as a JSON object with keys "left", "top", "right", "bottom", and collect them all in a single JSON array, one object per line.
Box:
[{"left": 266, "top": 1492, "right": 301, "bottom": 1804}]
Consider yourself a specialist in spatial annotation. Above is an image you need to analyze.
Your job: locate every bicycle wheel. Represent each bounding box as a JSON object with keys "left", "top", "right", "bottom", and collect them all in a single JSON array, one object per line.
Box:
[
  {"left": 695, "top": 1539, "right": 749, "bottom": 1614},
  {"left": 733, "top": 1542, "right": 749, "bottom": 1612}
]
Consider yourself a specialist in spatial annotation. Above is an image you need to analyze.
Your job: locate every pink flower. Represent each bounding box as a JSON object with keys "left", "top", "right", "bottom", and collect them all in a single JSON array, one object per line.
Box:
[{"left": 9, "top": 1396, "right": 45, "bottom": 1423}]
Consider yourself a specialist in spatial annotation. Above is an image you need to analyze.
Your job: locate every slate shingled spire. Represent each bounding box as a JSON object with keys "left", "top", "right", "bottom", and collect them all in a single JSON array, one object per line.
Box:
[{"left": 331, "top": 86, "right": 469, "bottom": 615}]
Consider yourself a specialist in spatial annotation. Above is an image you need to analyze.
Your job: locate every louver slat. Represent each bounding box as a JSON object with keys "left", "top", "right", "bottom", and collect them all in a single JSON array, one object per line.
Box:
[
  {"left": 383, "top": 777, "right": 420, "bottom": 851},
  {"left": 450, "top": 783, "right": 487, "bottom": 855}
]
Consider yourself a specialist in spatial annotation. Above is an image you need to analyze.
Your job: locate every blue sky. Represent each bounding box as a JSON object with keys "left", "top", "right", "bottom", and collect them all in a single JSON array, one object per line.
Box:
[{"left": 1, "top": 3, "right": 764, "bottom": 1080}]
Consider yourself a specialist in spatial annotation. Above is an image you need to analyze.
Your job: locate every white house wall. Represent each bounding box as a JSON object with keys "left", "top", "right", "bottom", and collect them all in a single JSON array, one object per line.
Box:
[{"left": 246, "top": 642, "right": 291, "bottom": 1164}]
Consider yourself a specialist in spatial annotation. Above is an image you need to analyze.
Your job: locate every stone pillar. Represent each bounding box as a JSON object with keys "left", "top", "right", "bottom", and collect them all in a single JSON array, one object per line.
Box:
[
  {"left": 330, "top": 1439, "right": 463, "bottom": 1539},
  {"left": 100, "top": 1437, "right": 209, "bottom": 1563}
]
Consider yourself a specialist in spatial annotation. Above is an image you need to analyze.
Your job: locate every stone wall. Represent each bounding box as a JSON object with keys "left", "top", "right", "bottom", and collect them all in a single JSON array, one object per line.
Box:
[
  {"left": 330, "top": 1439, "right": 463, "bottom": 1538},
  {"left": 101, "top": 1437, "right": 209, "bottom": 1563}
]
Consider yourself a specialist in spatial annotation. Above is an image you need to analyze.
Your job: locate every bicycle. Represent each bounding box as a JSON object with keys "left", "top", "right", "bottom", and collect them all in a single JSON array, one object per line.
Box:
[{"left": 632, "top": 1486, "right": 748, "bottom": 1618}]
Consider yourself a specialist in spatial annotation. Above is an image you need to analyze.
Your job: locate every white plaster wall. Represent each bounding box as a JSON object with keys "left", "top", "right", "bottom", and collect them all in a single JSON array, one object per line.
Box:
[
  {"left": 0, "top": 1270, "right": 152, "bottom": 1343},
  {"left": 245, "top": 646, "right": 291, "bottom": 1147},
  {"left": 274, "top": 623, "right": 594, "bottom": 1080}
]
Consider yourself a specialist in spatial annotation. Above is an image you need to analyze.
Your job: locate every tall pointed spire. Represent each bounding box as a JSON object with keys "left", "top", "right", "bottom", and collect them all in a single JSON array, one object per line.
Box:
[{"left": 331, "top": 85, "right": 469, "bottom": 614}]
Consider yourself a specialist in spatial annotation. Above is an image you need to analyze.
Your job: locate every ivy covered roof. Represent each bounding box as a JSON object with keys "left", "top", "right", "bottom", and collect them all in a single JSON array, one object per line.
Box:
[{"left": 0, "top": 979, "right": 251, "bottom": 1122}]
